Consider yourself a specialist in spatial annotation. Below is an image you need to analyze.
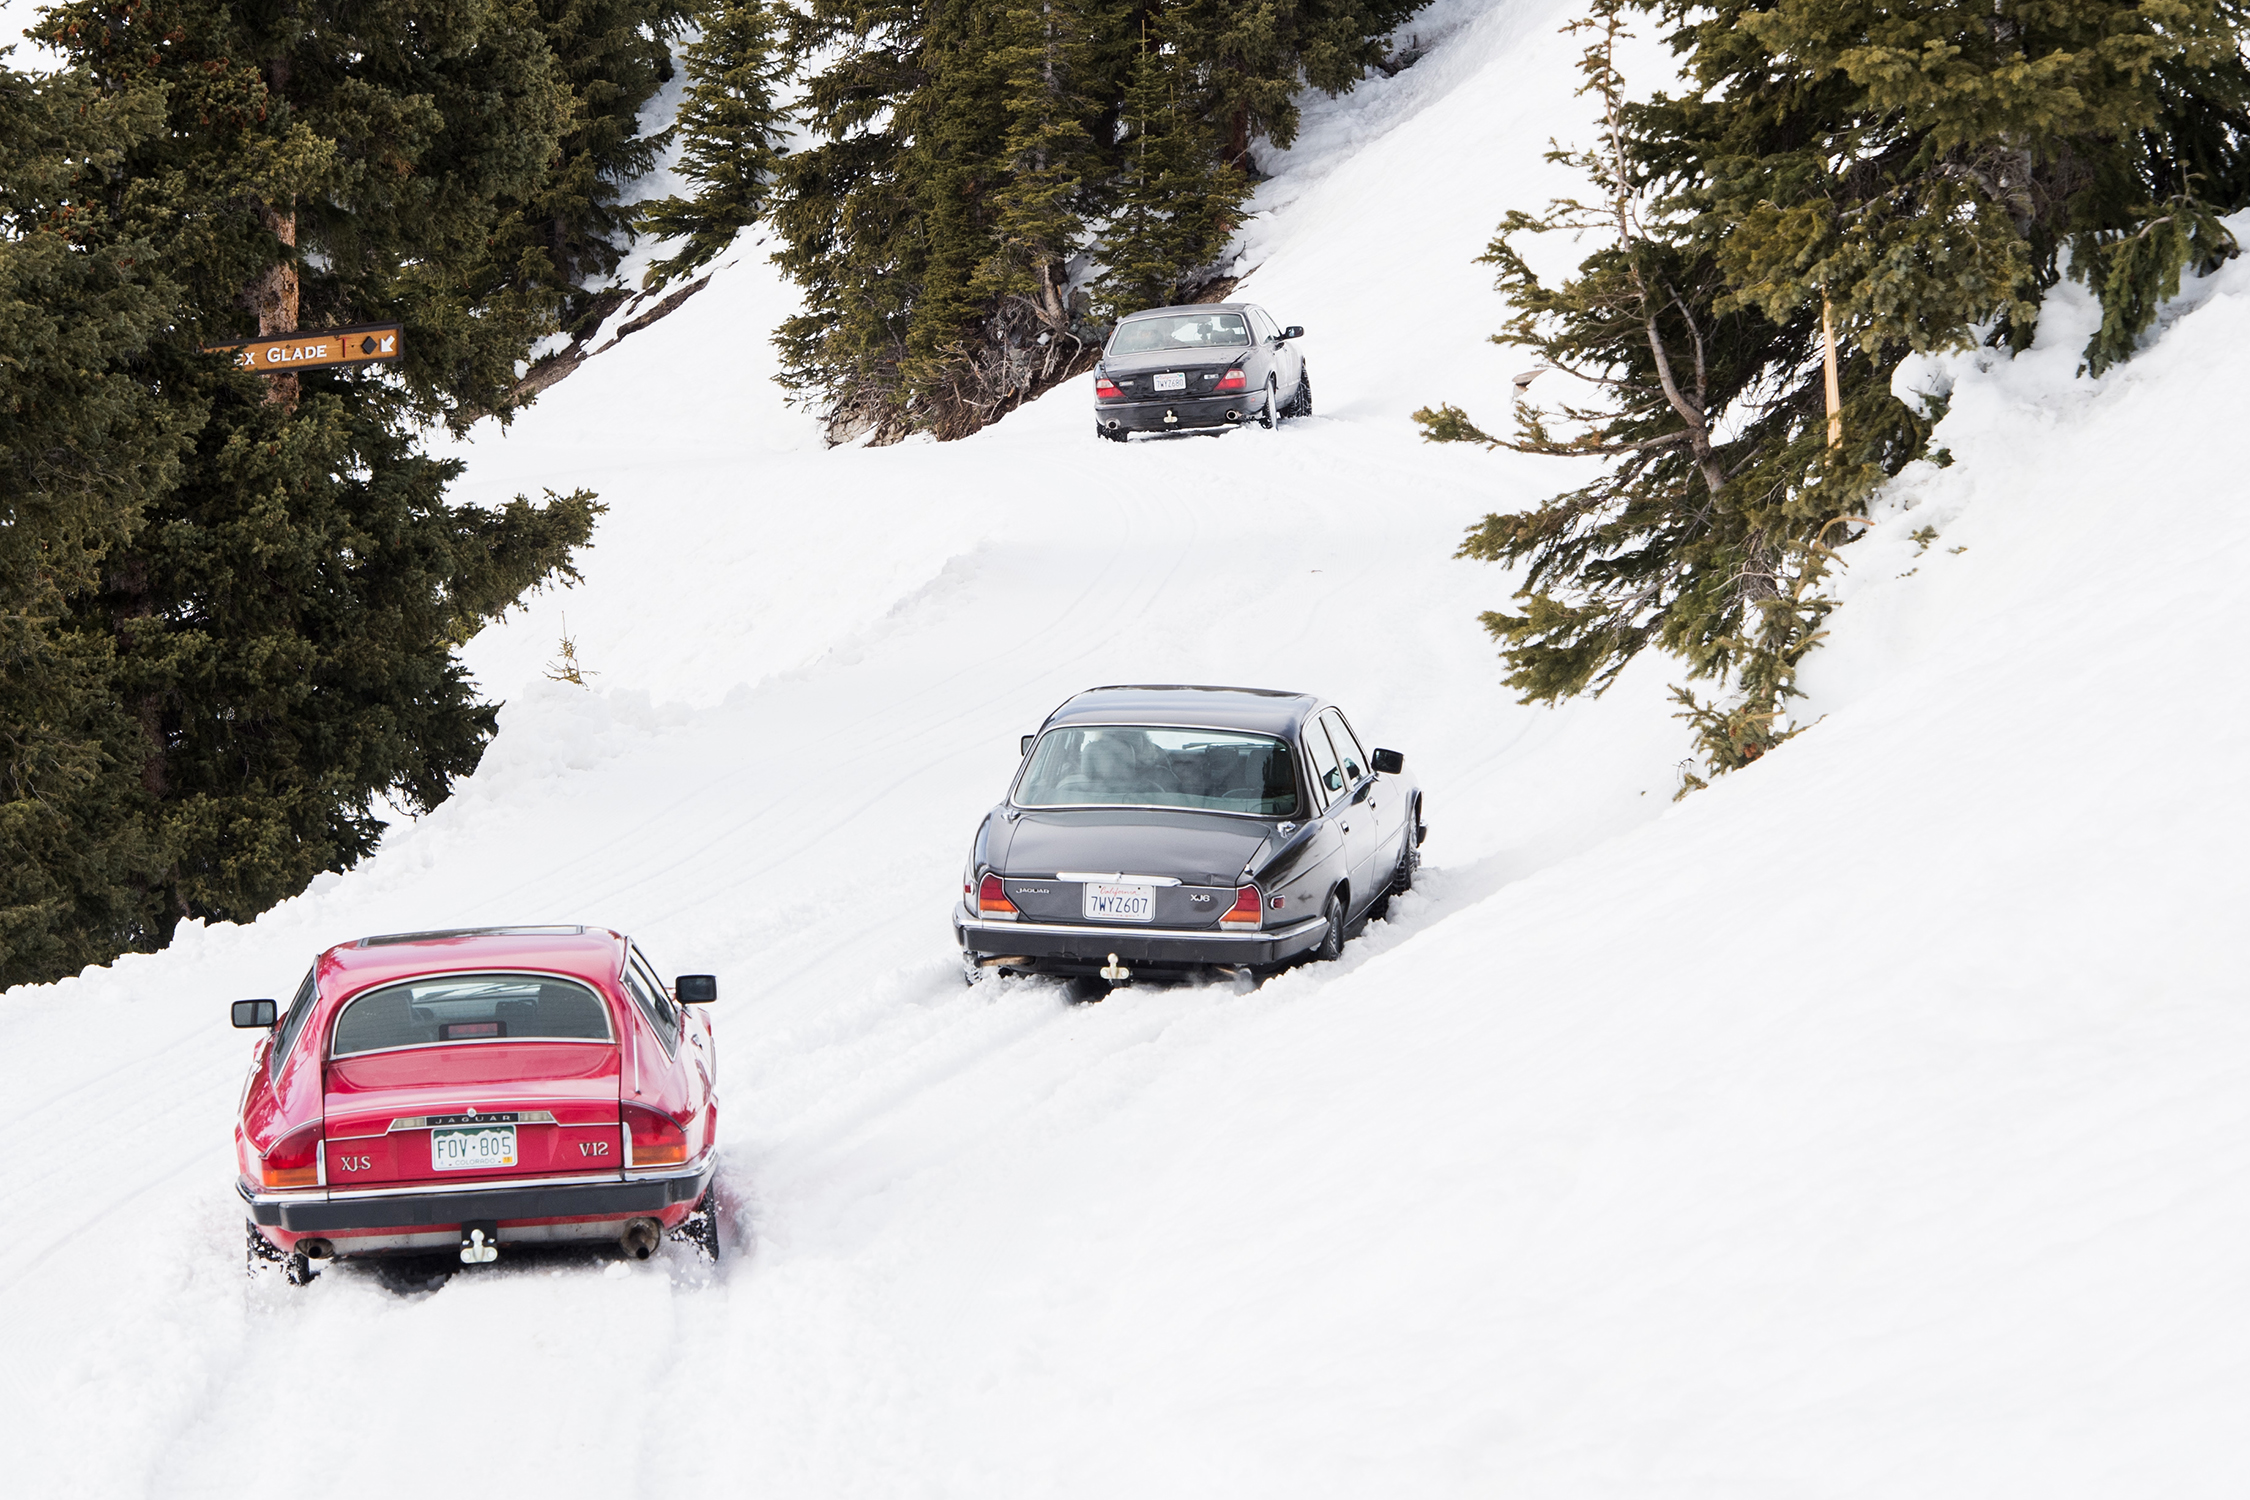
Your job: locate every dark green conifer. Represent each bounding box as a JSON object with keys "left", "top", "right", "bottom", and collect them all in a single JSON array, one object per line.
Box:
[
  {"left": 509, "top": 0, "right": 694, "bottom": 336},
  {"left": 0, "top": 0, "right": 606, "bottom": 985},
  {"left": 1422, "top": 0, "right": 2250, "bottom": 783},
  {"left": 1095, "top": 21, "right": 1250, "bottom": 319},
  {"left": 638, "top": 0, "right": 789, "bottom": 291}
]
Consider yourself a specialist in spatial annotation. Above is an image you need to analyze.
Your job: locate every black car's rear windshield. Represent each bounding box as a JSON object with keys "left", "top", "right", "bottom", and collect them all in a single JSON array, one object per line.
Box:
[
  {"left": 331, "top": 973, "right": 612, "bottom": 1057},
  {"left": 1017, "top": 726, "right": 1299, "bottom": 816},
  {"left": 1109, "top": 313, "right": 1249, "bottom": 354}
]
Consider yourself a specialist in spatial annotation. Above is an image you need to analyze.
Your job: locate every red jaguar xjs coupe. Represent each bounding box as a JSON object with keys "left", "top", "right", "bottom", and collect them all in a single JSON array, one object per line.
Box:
[{"left": 233, "top": 925, "right": 718, "bottom": 1281}]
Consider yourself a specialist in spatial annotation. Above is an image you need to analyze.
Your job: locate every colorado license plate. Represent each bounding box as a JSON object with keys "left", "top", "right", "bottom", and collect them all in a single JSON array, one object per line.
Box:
[
  {"left": 1084, "top": 882, "right": 1155, "bottom": 922},
  {"left": 431, "top": 1124, "right": 517, "bottom": 1171},
  {"left": 1153, "top": 372, "right": 1186, "bottom": 392}
]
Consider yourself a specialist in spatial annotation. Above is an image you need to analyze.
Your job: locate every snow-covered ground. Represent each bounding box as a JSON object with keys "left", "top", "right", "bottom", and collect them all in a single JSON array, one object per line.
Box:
[{"left": 7, "top": 1, "right": 2250, "bottom": 1493}]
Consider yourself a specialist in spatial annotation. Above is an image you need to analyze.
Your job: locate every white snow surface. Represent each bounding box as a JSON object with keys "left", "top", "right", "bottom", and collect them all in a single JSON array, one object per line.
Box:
[{"left": 6, "top": 1, "right": 2250, "bottom": 1492}]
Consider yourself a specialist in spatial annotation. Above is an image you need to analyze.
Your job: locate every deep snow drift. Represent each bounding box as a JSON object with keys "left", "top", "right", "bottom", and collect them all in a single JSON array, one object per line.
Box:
[{"left": 5, "top": 0, "right": 2249, "bottom": 1493}]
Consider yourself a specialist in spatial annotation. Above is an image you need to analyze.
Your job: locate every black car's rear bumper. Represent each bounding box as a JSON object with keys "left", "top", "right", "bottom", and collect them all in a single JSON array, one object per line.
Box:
[
  {"left": 957, "top": 908, "right": 1327, "bottom": 973},
  {"left": 1095, "top": 393, "right": 1253, "bottom": 434},
  {"left": 239, "top": 1160, "right": 713, "bottom": 1233}
]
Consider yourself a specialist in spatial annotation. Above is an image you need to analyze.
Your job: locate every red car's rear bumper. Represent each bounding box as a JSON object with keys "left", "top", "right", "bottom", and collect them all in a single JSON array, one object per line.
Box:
[{"left": 241, "top": 1156, "right": 713, "bottom": 1254}]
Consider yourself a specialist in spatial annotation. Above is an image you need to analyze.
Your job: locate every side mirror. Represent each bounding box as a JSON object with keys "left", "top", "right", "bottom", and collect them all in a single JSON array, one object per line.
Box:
[
  {"left": 675, "top": 974, "right": 718, "bottom": 1004},
  {"left": 1020, "top": 734, "right": 1036, "bottom": 756},
  {"left": 1281, "top": 325, "right": 1304, "bottom": 340},
  {"left": 1371, "top": 748, "right": 1405, "bottom": 775},
  {"left": 232, "top": 999, "right": 277, "bottom": 1029}
]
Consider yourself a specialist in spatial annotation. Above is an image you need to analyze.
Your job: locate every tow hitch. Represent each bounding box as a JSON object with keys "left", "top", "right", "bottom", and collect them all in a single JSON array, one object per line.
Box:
[
  {"left": 458, "top": 1221, "right": 500, "bottom": 1264},
  {"left": 1100, "top": 952, "right": 1133, "bottom": 983}
]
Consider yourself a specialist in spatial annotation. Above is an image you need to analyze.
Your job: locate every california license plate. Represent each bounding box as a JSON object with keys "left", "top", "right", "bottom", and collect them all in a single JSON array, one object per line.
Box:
[
  {"left": 1084, "top": 882, "right": 1155, "bottom": 922},
  {"left": 1153, "top": 372, "right": 1186, "bottom": 392},
  {"left": 431, "top": 1124, "right": 518, "bottom": 1171}
]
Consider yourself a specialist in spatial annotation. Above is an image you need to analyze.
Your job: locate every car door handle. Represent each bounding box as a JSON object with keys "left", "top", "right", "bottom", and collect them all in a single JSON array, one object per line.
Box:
[{"left": 1341, "top": 822, "right": 1351, "bottom": 833}]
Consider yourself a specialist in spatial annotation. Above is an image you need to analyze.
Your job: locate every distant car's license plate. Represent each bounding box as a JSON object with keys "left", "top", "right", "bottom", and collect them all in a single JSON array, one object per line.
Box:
[
  {"left": 1084, "top": 882, "right": 1156, "bottom": 922},
  {"left": 1153, "top": 372, "right": 1186, "bottom": 392},
  {"left": 431, "top": 1124, "right": 517, "bottom": 1171}
]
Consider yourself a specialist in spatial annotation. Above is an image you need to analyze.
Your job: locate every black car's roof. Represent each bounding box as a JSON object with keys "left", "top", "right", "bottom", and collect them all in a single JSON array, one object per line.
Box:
[
  {"left": 1117, "top": 302, "right": 1254, "bottom": 320},
  {"left": 1043, "top": 685, "right": 1318, "bottom": 737}
]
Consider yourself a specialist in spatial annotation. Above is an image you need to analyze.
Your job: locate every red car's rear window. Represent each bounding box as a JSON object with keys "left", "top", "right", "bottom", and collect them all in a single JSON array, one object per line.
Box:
[{"left": 330, "top": 973, "right": 613, "bottom": 1058}]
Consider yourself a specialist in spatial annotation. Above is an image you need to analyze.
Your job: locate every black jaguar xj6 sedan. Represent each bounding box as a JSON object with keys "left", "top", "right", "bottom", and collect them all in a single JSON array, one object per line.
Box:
[
  {"left": 1092, "top": 304, "right": 1310, "bottom": 440},
  {"left": 955, "top": 686, "right": 1424, "bottom": 987}
]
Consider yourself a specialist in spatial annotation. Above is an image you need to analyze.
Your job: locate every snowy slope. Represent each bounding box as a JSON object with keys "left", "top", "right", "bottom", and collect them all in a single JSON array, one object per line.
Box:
[{"left": 6, "top": 1, "right": 2250, "bottom": 1494}]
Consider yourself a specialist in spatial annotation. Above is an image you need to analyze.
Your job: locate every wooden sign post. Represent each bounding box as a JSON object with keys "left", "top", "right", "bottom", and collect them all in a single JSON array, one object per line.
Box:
[{"left": 204, "top": 322, "right": 404, "bottom": 375}]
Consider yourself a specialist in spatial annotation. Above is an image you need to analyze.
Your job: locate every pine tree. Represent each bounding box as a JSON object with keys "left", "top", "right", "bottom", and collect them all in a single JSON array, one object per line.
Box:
[
  {"left": 1094, "top": 20, "right": 1250, "bottom": 319},
  {"left": 1665, "top": 0, "right": 2250, "bottom": 376},
  {"left": 1416, "top": 0, "right": 1921, "bottom": 776},
  {"left": 508, "top": 0, "right": 694, "bottom": 337},
  {"left": 1420, "top": 0, "right": 2250, "bottom": 784},
  {"left": 0, "top": 64, "right": 185, "bottom": 982},
  {"left": 638, "top": 0, "right": 789, "bottom": 291},
  {"left": 1169, "top": 0, "right": 1424, "bottom": 166},
  {"left": 0, "top": 0, "right": 607, "bottom": 985}
]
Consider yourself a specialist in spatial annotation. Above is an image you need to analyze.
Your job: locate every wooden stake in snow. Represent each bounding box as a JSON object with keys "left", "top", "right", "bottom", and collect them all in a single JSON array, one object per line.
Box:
[{"left": 1822, "top": 292, "right": 1842, "bottom": 450}]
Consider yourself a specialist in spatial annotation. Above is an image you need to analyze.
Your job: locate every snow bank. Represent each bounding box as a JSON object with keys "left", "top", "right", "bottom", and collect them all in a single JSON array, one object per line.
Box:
[{"left": 5, "top": 2, "right": 2248, "bottom": 1494}]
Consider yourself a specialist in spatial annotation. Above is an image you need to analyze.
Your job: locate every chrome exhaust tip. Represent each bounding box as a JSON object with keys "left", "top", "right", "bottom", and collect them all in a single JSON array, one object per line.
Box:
[
  {"left": 299, "top": 1238, "right": 335, "bottom": 1260},
  {"left": 1224, "top": 410, "right": 1241, "bottom": 422},
  {"left": 1103, "top": 419, "right": 1121, "bottom": 430},
  {"left": 621, "top": 1217, "right": 663, "bottom": 1261}
]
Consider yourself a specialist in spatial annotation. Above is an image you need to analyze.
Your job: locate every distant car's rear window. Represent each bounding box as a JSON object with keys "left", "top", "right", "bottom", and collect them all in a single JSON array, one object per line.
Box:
[
  {"left": 1109, "top": 314, "right": 1250, "bottom": 354},
  {"left": 1017, "top": 726, "right": 1300, "bottom": 816},
  {"left": 330, "top": 973, "right": 612, "bottom": 1058}
]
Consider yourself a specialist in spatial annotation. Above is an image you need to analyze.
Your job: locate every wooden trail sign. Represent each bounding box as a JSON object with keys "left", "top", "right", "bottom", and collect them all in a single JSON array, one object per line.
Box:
[{"left": 205, "top": 322, "right": 403, "bottom": 374}]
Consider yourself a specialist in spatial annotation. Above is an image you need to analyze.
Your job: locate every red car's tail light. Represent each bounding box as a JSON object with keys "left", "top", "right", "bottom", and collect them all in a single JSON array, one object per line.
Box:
[
  {"left": 1214, "top": 368, "right": 1247, "bottom": 393},
  {"left": 1094, "top": 375, "right": 1123, "bottom": 400},
  {"left": 258, "top": 1121, "right": 324, "bottom": 1189},
  {"left": 977, "top": 873, "right": 1018, "bottom": 917},
  {"left": 1220, "top": 885, "right": 1262, "bottom": 927},
  {"left": 624, "top": 1103, "right": 688, "bottom": 1168}
]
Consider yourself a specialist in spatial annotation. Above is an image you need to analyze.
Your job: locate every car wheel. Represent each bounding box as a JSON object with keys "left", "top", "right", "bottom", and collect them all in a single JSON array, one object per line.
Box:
[
  {"left": 1313, "top": 890, "right": 1346, "bottom": 961},
  {"left": 1287, "top": 367, "right": 1312, "bottom": 418},
  {"left": 1256, "top": 378, "right": 1278, "bottom": 429},
  {"left": 245, "top": 1219, "right": 286, "bottom": 1277},
  {"left": 676, "top": 1184, "right": 722, "bottom": 1262}
]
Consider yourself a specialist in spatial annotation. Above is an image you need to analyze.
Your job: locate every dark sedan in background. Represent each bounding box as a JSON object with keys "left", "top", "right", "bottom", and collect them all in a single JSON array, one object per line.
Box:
[
  {"left": 1093, "top": 304, "right": 1311, "bottom": 440},
  {"left": 956, "top": 686, "right": 1424, "bottom": 988}
]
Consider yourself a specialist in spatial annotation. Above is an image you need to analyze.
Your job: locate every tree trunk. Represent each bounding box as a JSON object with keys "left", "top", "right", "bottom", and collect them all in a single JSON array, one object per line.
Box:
[{"left": 246, "top": 201, "right": 300, "bottom": 408}]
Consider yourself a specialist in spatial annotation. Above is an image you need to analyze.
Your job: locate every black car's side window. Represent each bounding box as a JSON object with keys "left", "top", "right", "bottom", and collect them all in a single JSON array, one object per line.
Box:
[
  {"left": 1321, "top": 709, "right": 1367, "bottom": 783},
  {"left": 1305, "top": 720, "right": 1345, "bottom": 806}
]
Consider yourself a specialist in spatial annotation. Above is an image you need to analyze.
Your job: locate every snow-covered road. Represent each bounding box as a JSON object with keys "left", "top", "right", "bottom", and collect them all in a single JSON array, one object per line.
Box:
[{"left": 6, "top": 0, "right": 2249, "bottom": 1492}]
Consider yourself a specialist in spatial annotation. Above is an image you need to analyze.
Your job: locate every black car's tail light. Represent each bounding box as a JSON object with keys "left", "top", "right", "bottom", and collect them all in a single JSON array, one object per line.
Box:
[
  {"left": 258, "top": 1121, "right": 324, "bottom": 1189},
  {"left": 1094, "top": 375, "right": 1123, "bottom": 400},
  {"left": 624, "top": 1102, "right": 688, "bottom": 1168},
  {"left": 1220, "top": 885, "right": 1262, "bottom": 927},
  {"left": 977, "top": 873, "right": 1019, "bottom": 918},
  {"left": 1214, "top": 368, "right": 1247, "bottom": 393}
]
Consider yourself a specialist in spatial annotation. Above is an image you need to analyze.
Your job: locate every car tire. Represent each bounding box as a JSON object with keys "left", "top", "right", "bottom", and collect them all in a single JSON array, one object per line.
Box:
[
  {"left": 676, "top": 1184, "right": 722, "bottom": 1262},
  {"left": 1313, "top": 890, "right": 1346, "bottom": 962},
  {"left": 1256, "top": 378, "right": 1278, "bottom": 429},
  {"left": 1287, "top": 367, "right": 1312, "bottom": 418}
]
